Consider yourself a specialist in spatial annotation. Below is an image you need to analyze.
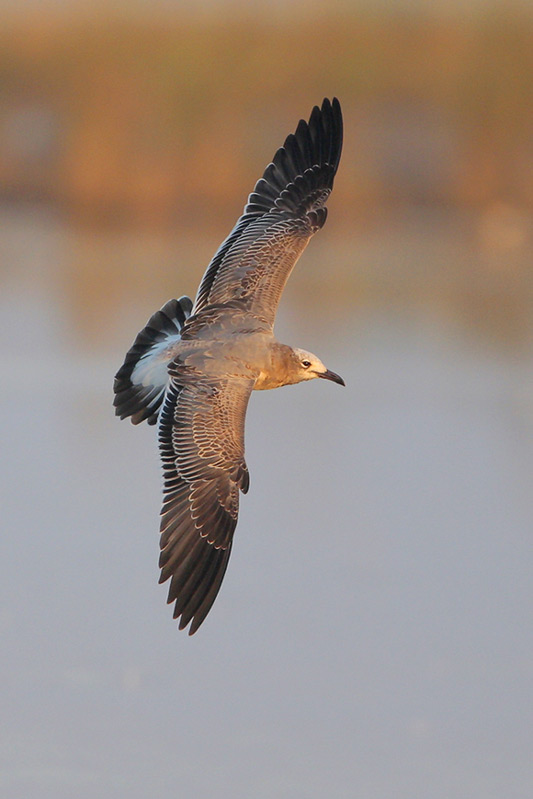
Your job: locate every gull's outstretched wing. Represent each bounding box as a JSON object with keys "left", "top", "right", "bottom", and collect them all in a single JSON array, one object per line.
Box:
[
  {"left": 158, "top": 363, "right": 254, "bottom": 634},
  {"left": 192, "top": 98, "right": 343, "bottom": 327}
]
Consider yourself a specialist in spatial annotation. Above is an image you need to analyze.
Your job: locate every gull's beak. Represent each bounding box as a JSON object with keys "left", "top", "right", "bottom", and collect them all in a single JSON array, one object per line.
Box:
[{"left": 317, "top": 368, "right": 345, "bottom": 386}]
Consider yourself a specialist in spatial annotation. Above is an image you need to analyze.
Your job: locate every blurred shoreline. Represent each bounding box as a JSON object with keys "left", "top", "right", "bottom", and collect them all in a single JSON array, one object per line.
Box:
[
  {"left": 1, "top": 7, "right": 532, "bottom": 350},
  {"left": 1, "top": 8, "right": 533, "bottom": 219},
  {"left": 2, "top": 202, "right": 531, "bottom": 352}
]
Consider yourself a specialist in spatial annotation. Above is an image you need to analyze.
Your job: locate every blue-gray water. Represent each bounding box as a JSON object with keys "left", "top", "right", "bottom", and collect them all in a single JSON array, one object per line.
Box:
[{"left": 1, "top": 207, "right": 532, "bottom": 798}]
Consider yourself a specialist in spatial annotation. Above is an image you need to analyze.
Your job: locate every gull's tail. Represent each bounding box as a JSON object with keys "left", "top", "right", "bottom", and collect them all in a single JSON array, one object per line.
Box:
[{"left": 113, "top": 296, "right": 192, "bottom": 426}]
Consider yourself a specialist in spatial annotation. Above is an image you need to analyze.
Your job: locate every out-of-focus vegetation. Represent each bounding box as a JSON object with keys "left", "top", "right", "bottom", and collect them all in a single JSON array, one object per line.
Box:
[
  {"left": 1, "top": 7, "right": 533, "bottom": 221},
  {"left": 1, "top": 5, "right": 532, "bottom": 346}
]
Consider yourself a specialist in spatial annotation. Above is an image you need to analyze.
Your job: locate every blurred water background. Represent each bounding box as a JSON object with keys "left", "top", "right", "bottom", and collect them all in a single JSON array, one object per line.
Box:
[{"left": 1, "top": 2, "right": 532, "bottom": 797}]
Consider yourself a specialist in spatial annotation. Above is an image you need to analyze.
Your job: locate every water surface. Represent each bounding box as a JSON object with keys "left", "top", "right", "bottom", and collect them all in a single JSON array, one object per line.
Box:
[{"left": 1, "top": 207, "right": 532, "bottom": 798}]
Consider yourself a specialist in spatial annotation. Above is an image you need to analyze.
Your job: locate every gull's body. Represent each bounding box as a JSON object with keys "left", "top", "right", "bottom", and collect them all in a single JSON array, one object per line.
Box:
[{"left": 114, "top": 98, "right": 344, "bottom": 633}]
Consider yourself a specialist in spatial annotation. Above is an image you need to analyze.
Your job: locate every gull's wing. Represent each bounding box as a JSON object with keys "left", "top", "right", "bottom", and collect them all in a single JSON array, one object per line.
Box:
[
  {"left": 158, "top": 363, "right": 254, "bottom": 634},
  {"left": 192, "top": 97, "right": 343, "bottom": 327},
  {"left": 113, "top": 296, "right": 193, "bottom": 425}
]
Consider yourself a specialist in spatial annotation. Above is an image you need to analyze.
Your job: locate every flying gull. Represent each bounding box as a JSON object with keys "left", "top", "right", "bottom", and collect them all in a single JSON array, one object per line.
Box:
[{"left": 114, "top": 98, "right": 344, "bottom": 634}]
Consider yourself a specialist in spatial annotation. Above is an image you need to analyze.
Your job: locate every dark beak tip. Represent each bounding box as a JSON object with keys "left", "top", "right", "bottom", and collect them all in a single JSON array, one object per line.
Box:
[{"left": 320, "top": 369, "right": 345, "bottom": 386}]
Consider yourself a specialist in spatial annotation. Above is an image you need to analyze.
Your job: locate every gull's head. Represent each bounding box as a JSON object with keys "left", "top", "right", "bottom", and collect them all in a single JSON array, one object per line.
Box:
[{"left": 292, "top": 348, "right": 345, "bottom": 386}]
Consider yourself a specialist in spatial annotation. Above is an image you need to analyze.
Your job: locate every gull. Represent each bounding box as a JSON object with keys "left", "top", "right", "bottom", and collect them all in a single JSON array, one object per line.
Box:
[{"left": 114, "top": 98, "right": 344, "bottom": 634}]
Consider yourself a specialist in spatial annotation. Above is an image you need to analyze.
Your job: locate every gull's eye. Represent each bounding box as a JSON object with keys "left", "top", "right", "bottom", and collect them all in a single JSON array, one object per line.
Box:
[{"left": 301, "top": 360, "right": 311, "bottom": 368}]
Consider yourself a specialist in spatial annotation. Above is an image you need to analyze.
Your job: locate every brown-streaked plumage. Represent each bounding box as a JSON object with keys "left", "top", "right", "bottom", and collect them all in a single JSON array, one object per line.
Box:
[{"left": 114, "top": 98, "right": 344, "bottom": 634}]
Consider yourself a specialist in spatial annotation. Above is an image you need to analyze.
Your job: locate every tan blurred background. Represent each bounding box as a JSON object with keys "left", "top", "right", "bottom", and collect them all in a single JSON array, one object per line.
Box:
[
  {"left": 1, "top": 1, "right": 533, "bottom": 343},
  {"left": 1, "top": 3, "right": 532, "bottom": 799}
]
